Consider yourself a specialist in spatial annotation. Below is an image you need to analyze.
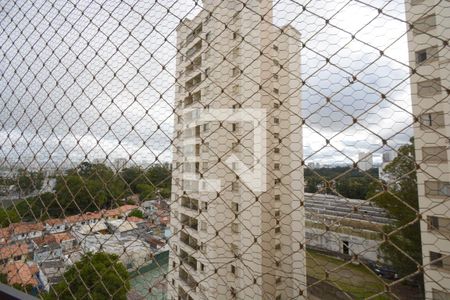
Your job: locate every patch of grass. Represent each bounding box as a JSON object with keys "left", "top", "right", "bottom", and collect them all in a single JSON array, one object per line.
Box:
[{"left": 307, "top": 250, "right": 390, "bottom": 299}]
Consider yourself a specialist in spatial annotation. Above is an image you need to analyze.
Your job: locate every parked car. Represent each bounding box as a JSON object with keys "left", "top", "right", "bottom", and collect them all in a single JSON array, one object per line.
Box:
[{"left": 370, "top": 262, "right": 399, "bottom": 280}]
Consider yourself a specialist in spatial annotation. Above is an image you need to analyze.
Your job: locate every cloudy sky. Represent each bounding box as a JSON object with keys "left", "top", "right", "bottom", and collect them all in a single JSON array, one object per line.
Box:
[{"left": 0, "top": 0, "right": 413, "bottom": 169}]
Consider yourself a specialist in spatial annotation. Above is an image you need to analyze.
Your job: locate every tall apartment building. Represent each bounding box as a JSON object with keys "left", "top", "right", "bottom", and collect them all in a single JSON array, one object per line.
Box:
[
  {"left": 405, "top": 1, "right": 450, "bottom": 299},
  {"left": 168, "top": 1, "right": 306, "bottom": 299}
]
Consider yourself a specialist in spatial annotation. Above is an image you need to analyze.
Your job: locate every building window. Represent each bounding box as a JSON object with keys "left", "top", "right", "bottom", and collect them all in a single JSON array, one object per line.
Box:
[
  {"left": 231, "top": 265, "right": 236, "bottom": 274},
  {"left": 274, "top": 117, "right": 279, "bottom": 124},
  {"left": 422, "top": 146, "right": 448, "bottom": 163},
  {"left": 275, "top": 226, "right": 281, "bottom": 233},
  {"left": 273, "top": 88, "right": 279, "bottom": 94},
  {"left": 415, "top": 46, "right": 438, "bottom": 64},
  {"left": 205, "top": 32, "right": 211, "bottom": 42},
  {"left": 413, "top": 14, "right": 436, "bottom": 35},
  {"left": 430, "top": 251, "right": 444, "bottom": 268},
  {"left": 232, "top": 84, "right": 240, "bottom": 94},
  {"left": 232, "top": 142, "right": 239, "bottom": 151},
  {"left": 232, "top": 162, "right": 238, "bottom": 171},
  {"left": 202, "top": 201, "right": 208, "bottom": 211},
  {"left": 420, "top": 111, "right": 445, "bottom": 128},
  {"left": 428, "top": 216, "right": 450, "bottom": 236},
  {"left": 204, "top": 49, "right": 210, "bottom": 59},
  {"left": 232, "top": 67, "right": 240, "bottom": 77},
  {"left": 275, "top": 178, "right": 281, "bottom": 185},
  {"left": 417, "top": 78, "right": 441, "bottom": 97},
  {"left": 232, "top": 181, "right": 239, "bottom": 192},
  {"left": 200, "top": 263, "right": 205, "bottom": 272},
  {"left": 276, "top": 277, "right": 281, "bottom": 284},
  {"left": 275, "top": 243, "right": 281, "bottom": 250},
  {"left": 274, "top": 163, "right": 280, "bottom": 170},
  {"left": 274, "top": 102, "right": 279, "bottom": 108},
  {"left": 273, "top": 73, "right": 279, "bottom": 80},
  {"left": 232, "top": 202, "right": 239, "bottom": 213},
  {"left": 275, "top": 210, "right": 280, "bottom": 217},
  {"left": 202, "top": 142, "right": 209, "bottom": 153},
  {"left": 233, "top": 32, "right": 238, "bottom": 40},
  {"left": 232, "top": 123, "right": 238, "bottom": 132},
  {"left": 275, "top": 195, "right": 281, "bottom": 201},
  {"left": 273, "top": 44, "right": 279, "bottom": 51},
  {"left": 274, "top": 133, "right": 279, "bottom": 139},
  {"left": 201, "top": 221, "right": 207, "bottom": 231},
  {"left": 274, "top": 147, "right": 280, "bottom": 154},
  {"left": 205, "top": 68, "right": 210, "bottom": 77},
  {"left": 425, "top": 181, "right": 450, "bottom": 197},
  {"left": 203, "top": 123, "right": 209, "bottom": 132},
  {"left": 231, "top": 223, "right": 239, "bottom": 233},
  {"left": 273, "top": 59, "right": 279, "bottom": 66}
]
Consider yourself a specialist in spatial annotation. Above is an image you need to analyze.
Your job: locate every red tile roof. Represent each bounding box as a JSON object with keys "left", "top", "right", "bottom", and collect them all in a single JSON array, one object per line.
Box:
[
  {"left": 126, "top": 217, "right": 144, "bottom": 223},
  {"left": 9, "top": 223, "right": 44, "bottom": 235},
  {"left": 2, "top": 262, "right": 39, "bottom": 287},
  {"left": 45, "top": 218, "right": 65, "bottom": 226},
  {"left": 0, "top": 243, "right": 29, "bottom": 260}
]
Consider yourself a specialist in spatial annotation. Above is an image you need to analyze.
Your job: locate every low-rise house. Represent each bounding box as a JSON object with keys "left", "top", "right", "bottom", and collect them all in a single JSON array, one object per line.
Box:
[
  {"left": 1, "top": 262, "right": 40, "bottom": 288},
  {"left": 65, "top": 211, "right": 102, "bottom": 229},
  {"left": 33, "top": 243, "right": 63, "bottom": 263},
  {"left": 0, "top": 228, "right": 10, "bottom": 244},
  {"left": 9, "top": 222, "right": 44, "bottom": 241},
  {"left": 33, "top": 232, "right": 77, "bottom": 253},
  {"left": 106, "top": 219, "right": 139, "bottom": 237},
  {"left": 141, "top": 200, "right": 158, "bottom": 216},
  {"left": 44, "top": 219, "right": 66, "bottom": 234},
  {"left": 146, "top": 236, "right": 166, "bottom": 251},
  {"left": 305, "top": 193, "right": 392, "bottom": 262},
  {"left": 104, "top": 205, "right": 140, "bottom": 220},
  {"left": 38, "top": 259, "right": 65, "bottom": 287},
  {"left": 0, "top": 243, "right": 30, "bottom": 265}
]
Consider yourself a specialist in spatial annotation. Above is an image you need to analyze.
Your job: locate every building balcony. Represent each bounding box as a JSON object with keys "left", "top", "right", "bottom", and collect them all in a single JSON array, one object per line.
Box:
[
  {"left": 180, "top": 249, "right": 198, "bottom": 271},
  {"left": 180, "top": 231, "right": 199, "bottom": 250},
  {"left": 181, "top": 196, "right": 199, "bottom": 211},
  {"left": 180, "top": 213, "right": 198, "bottom": 231},
  {"left": 185, "top": 74, "right": 202, "bottom": 91},
  {"left": 186, "top": 41, "right": 202, "bottom": 59},
  {"left": 185, "top": 57, "right": 202, "bottom": 76},
  {"left": 186, "top": 24, "right": 202, "bottom": 45},
  {"left": 179, "top": 267, "right": 198, "bottom": 289},
  {"left": 184, "top": 91, "right": 201, "bottom": 107}
]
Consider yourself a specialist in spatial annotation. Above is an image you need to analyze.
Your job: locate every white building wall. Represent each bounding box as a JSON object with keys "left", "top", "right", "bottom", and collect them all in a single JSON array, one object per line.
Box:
[
  {"left": 168, "top": 1, "right": 306, "bottom": 299},
  {"left": 405, "top": 0, "right": 450, "bottom": 298}
]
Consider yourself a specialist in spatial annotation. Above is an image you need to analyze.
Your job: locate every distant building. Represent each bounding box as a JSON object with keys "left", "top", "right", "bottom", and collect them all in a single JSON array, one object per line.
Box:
[
  {"left": 305, "top": 193, "right": 392, "bottom": 262},
  {"left": 378, "top": 151, "right": 396, "bottom": 183},
  {"left": 358, "top": 152, "right": 373, "bottom": 171}
]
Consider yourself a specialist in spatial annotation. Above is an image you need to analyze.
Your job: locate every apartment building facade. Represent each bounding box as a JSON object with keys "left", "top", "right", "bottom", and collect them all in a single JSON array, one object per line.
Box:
[
  {"left": 168, "top": 1, "right": 306, "bottom": 299},
  {"left": 405, "top": 0, "right": 450, "bottom": 299}
]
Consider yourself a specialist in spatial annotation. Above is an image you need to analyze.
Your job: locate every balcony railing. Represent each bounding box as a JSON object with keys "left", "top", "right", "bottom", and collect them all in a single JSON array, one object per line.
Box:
[
  {"left": 186, "top": 41, "right": 202, "bottom": 59},
  {"left": 181, "top": 196, "right": 199, "bottom": 211},
  {"left": 180, "top": 231, "right": 199, "bottom": 250},
  {"left": 186, "top": 74, "right": 202, "bottom": 91},
  {"left": 179, "top": 268, "right": 198, "bottom": 289},
  {"left": 181, "top": 214, "right": 198, "bottom": 231}
]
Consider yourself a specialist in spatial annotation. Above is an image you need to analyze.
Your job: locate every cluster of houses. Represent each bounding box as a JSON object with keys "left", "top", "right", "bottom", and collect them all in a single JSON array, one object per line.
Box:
[{"left": 0, "top": 198, "right": 170, "bottom": 293}]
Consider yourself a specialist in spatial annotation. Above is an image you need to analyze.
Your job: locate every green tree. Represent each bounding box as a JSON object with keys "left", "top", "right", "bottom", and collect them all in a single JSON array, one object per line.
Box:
[
  {"left": 146, "top": 163, "right": 171, "bottom": 190},
  {"left": 128, "top": 209, "right": 144, "bottom": 219},
  {"left": 55, "top": 162, "right": 127, "bottom": 215},
  {"left": 136, "top": 183, "right": 155, "bottom": 200},
  {"left": 367, "top": 139, "right": 422, "bottom": 280},
  {"left": 46, "top": 252, "right": 130, "bottom": 300},
  {"left": 16, "top": 169, "right": 44, "bottom": 195},
  {"left": 120, "top": 167, "right": 146, "bottom": 194}
]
